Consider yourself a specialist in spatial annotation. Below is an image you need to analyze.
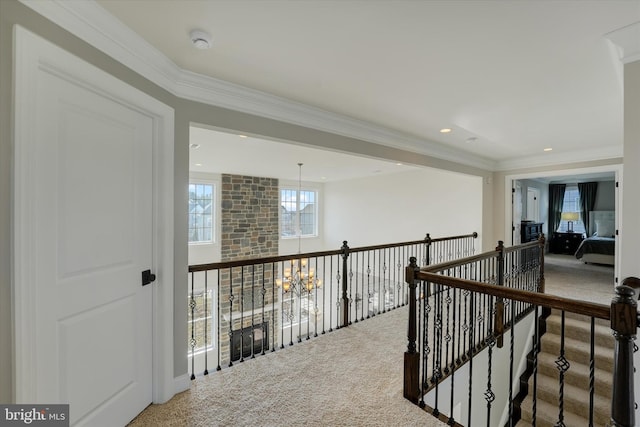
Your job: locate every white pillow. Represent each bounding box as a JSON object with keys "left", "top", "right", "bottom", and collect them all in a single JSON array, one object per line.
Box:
[{"left": 595, "top": 220, "right": 614, "bottom": 237}]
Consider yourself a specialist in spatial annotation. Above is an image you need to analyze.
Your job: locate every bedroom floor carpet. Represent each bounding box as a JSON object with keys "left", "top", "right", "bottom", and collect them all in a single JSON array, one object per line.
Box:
[
  {"left": 543, "top": 253, "right": 615, "bottom": 305},
  {"left": 128, "top": 253, "right": 615, "bottom": 427}
]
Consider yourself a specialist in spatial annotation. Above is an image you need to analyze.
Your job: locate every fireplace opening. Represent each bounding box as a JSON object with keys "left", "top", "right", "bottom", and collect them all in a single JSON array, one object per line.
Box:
[{"left": 230, "top": 322, "right": 269, "bottom": 362}]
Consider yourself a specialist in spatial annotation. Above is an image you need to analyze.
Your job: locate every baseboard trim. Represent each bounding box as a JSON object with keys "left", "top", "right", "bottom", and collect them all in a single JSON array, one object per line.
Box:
[{"left": 174, "top": 374, "right": 191, "bottom": 395}]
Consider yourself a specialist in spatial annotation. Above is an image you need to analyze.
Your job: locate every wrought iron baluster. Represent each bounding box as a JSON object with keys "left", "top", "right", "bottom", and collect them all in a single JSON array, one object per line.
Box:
[
  {"left": 420, "top": 280, "right": 431, "bottom": 409},
  {"left": 314, "top": 258, "right": 319, "bottom": 338},
  {"left": 260, "top": 264, "right": 267, "bottom": 355},
  {"left": 448, "top": 285, "right": 457, "bottom": 426},
  {"left": 240, "top": 267, "right": 245, "bottom": 361},
  {"left": 485, "top": 295, "right": 496, "bottom": 427},
  {"left": 217, "top": 269, "right": 222, "bottom": 369},
  {"left": 204, "top": 271, "right": 209, "bottom": 375},
  {"left": 508, "top": 295, "right": 515, "bottom": 426},
  {"left": 444, "top": 283, "right": 452, "bottom": 376},
  {"left": 329, "top": 256, "right": 334, "bottom": 332},
  {"left": 271, "top": 263, "right": 276, "bottom": 352},
  {"left": 589, "top": 317, "right": 595, "bottom": 427},
  {"left": 360, "top": 252, "right": 366, "bottom": 321},
  {"left": 228, "top": 267, "right": 235, "bottom": 367},
  {"left": 367, "top": 251, "right": 372, "bottom": 318},
  {"left": 532, "top": 305, "right": 539, "bottom": 425},
  {"left": 321, "top": 256, "right": 327, "bottom": 335},
  {"left": 251, "top": 265, "right": 256, "bottom": 358},
  {"left": 189, "top": 272, "right": 196, "bottom": 379},
  {"left": 352, "top": 252, "right": 358, "bottom": 323},
  {"left": 348, "top": 255, "right": 354, "bottom": 324},
  {"left": 467, "top": 291, "right": 475, "bottom": 427},
  {"left": 555, "top": 311, "right": 570, "bottom": 427}
]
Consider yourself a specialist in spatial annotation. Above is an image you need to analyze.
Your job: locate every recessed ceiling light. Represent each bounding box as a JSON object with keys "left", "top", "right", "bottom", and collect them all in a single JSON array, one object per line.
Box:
[
  {"left": 190, "top": 30, "right": 212, "bottom": 50},
  {"left": 195, "top": 163, "right": 202, "bottom": 166},
  {"left": 321, "top": 176, "right": 327, "bottom": 180},
  {"left": 396, "top": 163, "right": 403, "bottom": 166},
  {"left": 440, "top": 128, "right": 452, "bottom": 133},
  {"left": 190, "top": 143, "right": 200, "bottom": 149},
  {"left": 544, "top": 148, "right": 553, "bottom": 152},
  {"left": 238, "top": 134, "right": 247, "bottom": 138}
]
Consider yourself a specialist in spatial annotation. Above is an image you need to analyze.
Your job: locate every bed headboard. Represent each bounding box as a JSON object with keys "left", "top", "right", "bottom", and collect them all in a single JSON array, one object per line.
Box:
[{"left": 590, "top": 210, "right": 615, "bottom": 237}]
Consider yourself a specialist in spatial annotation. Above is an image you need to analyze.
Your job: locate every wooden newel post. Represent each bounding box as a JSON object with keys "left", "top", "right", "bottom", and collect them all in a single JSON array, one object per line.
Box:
[
  {"left": 404, "top": 256, "right": 420, "bottom": 403},
  {"left": 538, "top": 233, "right": 546, "bottom": 293},
  {"left": 610, "top": 282, "right": 637, "bottom": 427},
  {"left": 494, "top": 241, "right": 505, "bottom": 348},
  {"left": 341, "top": 241, "right": 350, "bottom": 328}
]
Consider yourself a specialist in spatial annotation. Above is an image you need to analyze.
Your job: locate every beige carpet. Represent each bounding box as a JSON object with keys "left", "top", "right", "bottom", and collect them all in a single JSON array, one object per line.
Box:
[
  {"left": 129, "top": 253, "right": 614, "bottom": 427},
  {"left": 543, "top": 253, "right": 615, "bottom": 305},
  {"left": 129, "top": 305, "right": 446, "bottom": 427}
]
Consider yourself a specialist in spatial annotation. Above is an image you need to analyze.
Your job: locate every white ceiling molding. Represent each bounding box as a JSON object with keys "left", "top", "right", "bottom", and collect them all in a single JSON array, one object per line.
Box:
[
  {"left": 496, "top": 145, "right": 623, "bottom": 171},
  {"left": 177, "top": 70, "right": 496, "bottom": 170},
  {"left": 605, "top": 21, "right": 640, "bottom": 64},
  {"left": 20, "top": 0, "right": 497, "bottom": 171}
]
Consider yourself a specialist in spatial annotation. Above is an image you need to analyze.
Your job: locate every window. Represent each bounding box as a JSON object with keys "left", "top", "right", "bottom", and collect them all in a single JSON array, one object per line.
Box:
[
  {"left": 189, "top": 183, "right": 214, "bottom": 243},
  {"left": 557, "top": 185, "right": 586, "bottom": 234},
  {"left": 280, "top": 188, "right": 317, "bottom": 237}
]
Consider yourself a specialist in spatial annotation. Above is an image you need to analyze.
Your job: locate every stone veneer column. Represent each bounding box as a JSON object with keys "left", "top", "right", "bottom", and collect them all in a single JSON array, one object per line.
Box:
[{"left": 218, "top": 174, "right": 280, "bottom": 364}]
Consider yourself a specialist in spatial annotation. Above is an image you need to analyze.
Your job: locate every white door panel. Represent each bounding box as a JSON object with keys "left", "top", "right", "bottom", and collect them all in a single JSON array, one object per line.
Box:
[{"left": 13, "top": 26, "right": 173, "bottom": 427}]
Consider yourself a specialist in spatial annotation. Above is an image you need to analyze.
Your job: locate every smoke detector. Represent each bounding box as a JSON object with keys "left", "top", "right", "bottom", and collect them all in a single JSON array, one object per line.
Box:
[{"left": 190, "top": 30, "right": 212, "bottom": 49}]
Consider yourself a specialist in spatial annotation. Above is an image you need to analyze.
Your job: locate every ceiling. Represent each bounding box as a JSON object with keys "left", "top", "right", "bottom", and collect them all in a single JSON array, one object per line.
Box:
[
  {"left": 94, "top": 0, "right": 639, "bottom": 176},
  {"left": 189, "top": 126, "right": 418, "bottom": 182}
]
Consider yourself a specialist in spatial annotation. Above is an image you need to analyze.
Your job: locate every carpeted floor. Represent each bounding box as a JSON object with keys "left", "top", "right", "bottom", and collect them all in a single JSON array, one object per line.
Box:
[
  {"left": 128, "top": 252, "right": 614, "bottom": 427},
  {"left": 129, "top": 305, "right": 446, "bottom": 427},
  {"left": 543, "top": 253, "right": 615, "bottom": 305}
]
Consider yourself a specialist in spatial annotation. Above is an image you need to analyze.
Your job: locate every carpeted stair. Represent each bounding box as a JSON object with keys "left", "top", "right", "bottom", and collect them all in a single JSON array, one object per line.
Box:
[{"left": 516, "top": 310, "right": 613, "bottom": 427}]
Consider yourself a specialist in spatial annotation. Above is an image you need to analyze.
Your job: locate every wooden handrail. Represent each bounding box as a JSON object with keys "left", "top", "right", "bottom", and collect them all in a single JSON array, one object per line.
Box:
[
  {"left": 421, "top": 250, "right": 499, "bottom": 273},
  {"left": 189, "top": 232, "right": 478, "bottom": 273},
  {"left": 418, "top": 271, "right": 610, "bottom": 320}
]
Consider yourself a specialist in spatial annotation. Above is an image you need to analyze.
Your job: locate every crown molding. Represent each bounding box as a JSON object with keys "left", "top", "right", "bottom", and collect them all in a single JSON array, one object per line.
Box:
[
  {"left": 21, "top": 0, "right": 497, "bottom": 172},
  {"left": 496, "top": 144, "right": 623, "bottom": 171},
  {"left": 606, "top": 21, "right": 640, "bottom": 64}
]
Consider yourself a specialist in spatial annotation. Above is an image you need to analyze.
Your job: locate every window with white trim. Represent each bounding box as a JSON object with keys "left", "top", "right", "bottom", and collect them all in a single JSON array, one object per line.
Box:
[
  {"left": 280, "top": 188, "right": 317, "bottom": 237},
  {"left": 189, "top": 183, "right": 214, "bottom": 243},
  {"left": 557, "top": 185, "right": 586, "bottom": 234}
]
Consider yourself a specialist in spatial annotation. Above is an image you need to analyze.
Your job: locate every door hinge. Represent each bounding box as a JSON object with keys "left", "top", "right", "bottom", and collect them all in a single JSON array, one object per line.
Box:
[{"left": 142, "top": 269, "right": 156, "bottom": 286}]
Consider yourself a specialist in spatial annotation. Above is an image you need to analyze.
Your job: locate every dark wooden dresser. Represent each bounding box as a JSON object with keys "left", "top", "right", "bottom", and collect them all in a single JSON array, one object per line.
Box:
[
  {"left": 550, "top": 232, "right": 583, "bottom": 255},
  {"left": 520, "top": 222, "right": 543, "bottom": 243}
]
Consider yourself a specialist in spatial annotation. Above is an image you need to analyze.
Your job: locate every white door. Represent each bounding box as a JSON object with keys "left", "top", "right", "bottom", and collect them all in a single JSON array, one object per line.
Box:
[
  {"left": 14, "top": 27, "right": 172, "bottom": 426},
  {"left": 527, "top": 188, "right": 540, "bottom": 222},
  {"left": 512, "top": 181, "right": 523, "bottom": 245}
]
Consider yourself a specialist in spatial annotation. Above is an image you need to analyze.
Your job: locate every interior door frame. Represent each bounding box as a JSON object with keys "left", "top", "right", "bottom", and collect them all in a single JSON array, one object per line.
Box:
[
  {"left": 504, "top": 163, "right": 623, "bottom": 282},
  {"left": 12, "top": 26, "right": 175, "bottom": 405}
]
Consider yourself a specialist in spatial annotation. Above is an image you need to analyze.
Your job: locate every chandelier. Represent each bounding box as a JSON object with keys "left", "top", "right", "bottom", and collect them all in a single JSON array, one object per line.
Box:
[
  {"left": 276, "top": 258, "right": 321, "bottom": 295},
  {"left": 276, "top": 163, "right": 321, "bottom": 295}
]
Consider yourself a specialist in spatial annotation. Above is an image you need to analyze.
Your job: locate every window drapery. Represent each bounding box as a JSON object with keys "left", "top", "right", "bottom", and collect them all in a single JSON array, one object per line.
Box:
[
  {"left": 549, "top": 184, "right": 566, "bottom": 233},
  {"left": 578, "top": 182, "right": 598, "bottom": 236}
]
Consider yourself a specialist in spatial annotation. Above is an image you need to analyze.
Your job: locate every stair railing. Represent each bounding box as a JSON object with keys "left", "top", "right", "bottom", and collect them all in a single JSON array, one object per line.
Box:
[
  {"left": 404, "top": 238, "right": 640, "bottom": 426},
  {"left": 187, "top": 231, "right": 477, "bottom": 379}
]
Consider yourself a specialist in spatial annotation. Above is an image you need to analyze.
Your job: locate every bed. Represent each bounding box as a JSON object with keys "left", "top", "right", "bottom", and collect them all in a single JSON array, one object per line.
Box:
[{"left": 574, "top": 210, "right": 615, "bottom": 266}]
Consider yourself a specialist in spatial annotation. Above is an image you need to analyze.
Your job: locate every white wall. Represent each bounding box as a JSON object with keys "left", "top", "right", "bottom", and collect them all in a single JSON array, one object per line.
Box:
[
  {"left": 322, "top": 168, "right": 483, "bottom": 251},
  {"left": 594, "top": 180, "right": 616, "bottom": 211},
  {"left": 188, "top": 172, "right": 222, "bottom": 266}
]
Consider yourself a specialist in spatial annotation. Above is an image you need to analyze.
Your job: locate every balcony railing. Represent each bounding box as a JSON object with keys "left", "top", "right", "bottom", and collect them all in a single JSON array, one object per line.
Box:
[
  {"left": 187, "top": 232, "right": 477, "bottom": 379},
  {"left": 403, "top": 235, "right": 640, "bottom": 426}
]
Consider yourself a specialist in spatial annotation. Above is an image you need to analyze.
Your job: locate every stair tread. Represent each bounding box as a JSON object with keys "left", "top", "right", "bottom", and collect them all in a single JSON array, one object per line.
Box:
[
  {"left": 545, "top": 314, "right": 614, "bottom": 346},
  {"left": 535, "top": 351, "right": 612, "bottom": 397},
  {"left": 514, "top": 311, "right": 615, "bottom": 427},
  {"left": 520, "top": 395, "right": 591, "bottom": 427}
]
